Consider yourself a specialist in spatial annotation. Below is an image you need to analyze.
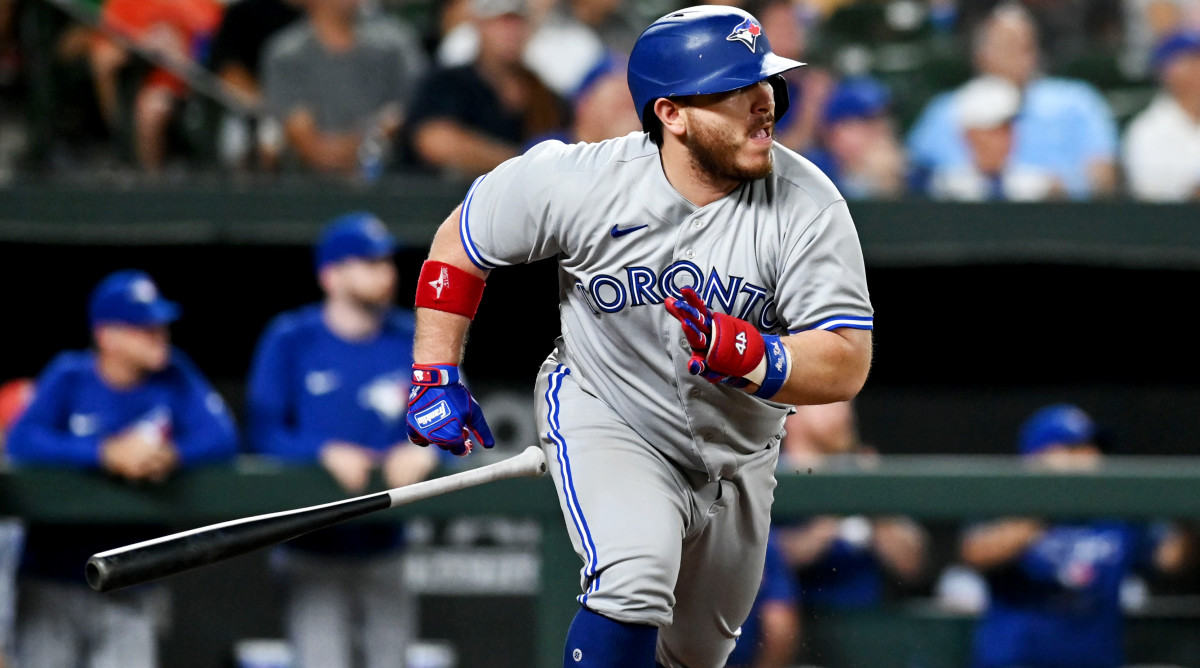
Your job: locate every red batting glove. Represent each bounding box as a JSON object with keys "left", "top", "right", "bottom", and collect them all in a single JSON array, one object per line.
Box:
[{"left": 664, "top": 287, "right": 765, "bottom": 384}]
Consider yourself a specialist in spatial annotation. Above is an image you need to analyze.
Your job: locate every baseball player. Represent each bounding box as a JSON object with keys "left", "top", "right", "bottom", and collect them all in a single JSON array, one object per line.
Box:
[
  {"left": 6, "top": 269, "right": 239, "bottom": 668},
  {"left": 962, "top": 404, "right": 1197, "bottom": 668},
  {"left": 246, "top": 212, "right": 440, "bottom": 668},
  {"left": 403, "top": 6, "right": 873, "bottom": 667}
]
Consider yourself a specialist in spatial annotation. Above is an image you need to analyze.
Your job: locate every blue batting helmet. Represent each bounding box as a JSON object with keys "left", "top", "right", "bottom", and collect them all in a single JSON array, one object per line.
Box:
[{"left": 627, "top": 5, "right": 805, "bottom": 129}]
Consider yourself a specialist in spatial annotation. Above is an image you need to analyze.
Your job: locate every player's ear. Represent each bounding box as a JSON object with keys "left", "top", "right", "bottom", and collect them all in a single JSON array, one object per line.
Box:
[
  {"left": 654, "top": 98, "right": 687, "bottom": 140},
  {"left": 317, "top": 265, "right": 339, "bottom": 296}
]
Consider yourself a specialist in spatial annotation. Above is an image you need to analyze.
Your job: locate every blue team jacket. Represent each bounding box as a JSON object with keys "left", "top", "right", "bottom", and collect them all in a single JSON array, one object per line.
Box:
[
  {"left": 7, "top": 348, "right": 238, "bottom": 582},
  {"left": 245, "top": 304, "right": 421, "bottom": 555},
  {"left": 973, "top": 521, "right": 1158, "bottom": 668}
]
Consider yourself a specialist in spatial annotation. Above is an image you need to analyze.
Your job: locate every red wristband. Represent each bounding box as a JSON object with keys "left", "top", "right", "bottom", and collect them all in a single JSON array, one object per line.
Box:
[{"left": 414, "top": 260, "right": 486, "bottom": 319}]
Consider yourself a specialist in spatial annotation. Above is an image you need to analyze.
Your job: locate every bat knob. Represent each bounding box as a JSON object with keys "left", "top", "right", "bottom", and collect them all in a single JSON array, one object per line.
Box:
[{"left": 86, "top": 555, "right": 112, "bottom": 592}]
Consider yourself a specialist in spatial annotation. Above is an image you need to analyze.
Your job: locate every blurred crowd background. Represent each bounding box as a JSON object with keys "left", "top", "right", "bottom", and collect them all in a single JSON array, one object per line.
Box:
[{"left": 0, "top": 0, "right": 1200, "bottom": 201}]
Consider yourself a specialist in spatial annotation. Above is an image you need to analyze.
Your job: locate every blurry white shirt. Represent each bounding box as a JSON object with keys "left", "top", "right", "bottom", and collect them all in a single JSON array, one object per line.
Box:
[
  {"left": 435, "top": 17, "right": 607, "bottom": 98},
  {"left": 1122, "top": 93, "right": 1200, "bottom": 201},
  {"left": 929, "top": 165, "right": 1061, "bottom": 202}
]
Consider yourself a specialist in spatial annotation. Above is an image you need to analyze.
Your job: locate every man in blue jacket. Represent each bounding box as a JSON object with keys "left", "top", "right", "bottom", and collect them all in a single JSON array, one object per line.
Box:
[
  {"left": 961, "top": 404, "right": 1196, "bottom": 668},
  {"left": 7, "top": 269, "right": 239, "bottom": 668},
  {"left": 246, "top": 212, "right": 439, "bottom": 668}
]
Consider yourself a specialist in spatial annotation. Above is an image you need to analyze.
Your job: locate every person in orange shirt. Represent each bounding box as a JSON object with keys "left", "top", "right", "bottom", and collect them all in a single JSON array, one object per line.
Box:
[{"left": 88, "top": 0, "right": 223, "bottom": 173}]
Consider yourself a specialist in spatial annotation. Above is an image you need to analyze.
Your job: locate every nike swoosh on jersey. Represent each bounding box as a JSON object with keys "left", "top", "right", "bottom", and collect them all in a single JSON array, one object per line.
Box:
[{"left": 610, "top": 224, "right": 649, "bottom": 238}]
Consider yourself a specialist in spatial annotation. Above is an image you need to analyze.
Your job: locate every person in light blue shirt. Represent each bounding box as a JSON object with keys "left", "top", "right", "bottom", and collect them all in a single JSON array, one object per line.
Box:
[
  {"left": 906, "top": 3, "right": 1118, "bottom": 200},
  {"left": 246, "top": 211, "right": 440, "bottom": 668},
  {"left": 6, "top": 269, "right": 238, "bottom": 668}
]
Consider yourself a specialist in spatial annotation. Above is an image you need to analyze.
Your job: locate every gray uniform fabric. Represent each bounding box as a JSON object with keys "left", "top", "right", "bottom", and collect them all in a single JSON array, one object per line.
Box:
[
  {"left": 459, "top": 132, "right": 872, "bottom": 667},
  {"left": 262, "top": 17, "right": 428, "bottom": 133},
  {"left": 274, "top": 550, "right": 415, "bottom": 668},
  {"left": 0, "top": 519, "right": 22, "bottom": 664}
]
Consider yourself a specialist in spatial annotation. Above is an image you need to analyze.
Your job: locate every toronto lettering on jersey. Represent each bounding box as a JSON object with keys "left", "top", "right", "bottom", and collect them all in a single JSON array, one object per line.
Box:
[{"left": 574, "top": 261, "right": 779, "bottom": 329}]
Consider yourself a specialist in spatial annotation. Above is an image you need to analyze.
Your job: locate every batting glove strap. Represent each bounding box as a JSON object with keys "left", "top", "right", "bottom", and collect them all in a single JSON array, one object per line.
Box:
[
  {"left": 412, "top": 363, "right": 460, "bottom": 386},
  {"left": 751, "top": 335, "right": 791, "bottom": 399},
  {"left": 406, "top": 382, "right": 495, "bottom": 456}
]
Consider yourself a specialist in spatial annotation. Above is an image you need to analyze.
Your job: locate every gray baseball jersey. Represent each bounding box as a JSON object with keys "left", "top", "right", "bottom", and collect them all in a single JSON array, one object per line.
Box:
[
  {"left": 460, "top": 131, "right": 873, "bottom": 480},
  {"left": 459, "top": 131, "right": 871, "bottom": 666}
]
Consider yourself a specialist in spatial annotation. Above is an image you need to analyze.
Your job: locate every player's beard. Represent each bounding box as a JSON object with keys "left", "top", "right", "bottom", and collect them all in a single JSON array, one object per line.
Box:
[
  {"left": 686, "top": 115, "right": 774, "bottom": 182},
  {"left": 348, "top": 282, "right": 395, "bottom": 315}
]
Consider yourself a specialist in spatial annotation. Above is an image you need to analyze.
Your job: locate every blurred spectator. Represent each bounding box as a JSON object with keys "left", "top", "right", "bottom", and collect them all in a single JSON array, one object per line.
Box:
[
  {"left": 959, "top": 403, "right": 1197, "bottom": 668},
  {"left": 436, "top": 0, "right": 644, "bottom": 98},
  {"left": 6, "top": 269, "right": 238, "bottom": 668},
  {"left": 724, "top": 530, "right": 802, "bottom": 668},
  {"left": 0, "top": 377, "right": 31, "bottom": 668},
  {"left": 559, "top": 54, "right": 640, "bottom": 144},
  {"left": 1122, "top": 30, "right": 1200, "bottom": 201},
  {"left": 774, "top": 401, "right": 929, "bottom": 611},
  {"left": 261, "top": 0, "right": 428, "bottom": 179},
  {"left": 925, "top": 75, "right": 1064, "bottom": 201},
  {"left": 746, "top": 0, "right": 834, "bottom": 155},
  {"left": 1123, "top": 0, "right": 1200, "bottom": 78},
  {"left": 805, "top": 75, "right": 908, "bottom": 199},
  {"left": 0, "top": 0, "right": 17, "bottom": 97},
  {"left": 205, "top": 0, "right": 303, "bottom": 170},
  {"left": 522, "top": 0, "right": 645, "bottom": 98},
  {"left": 404, "top": 0, "right": 569, "bottom": 179},
  {"left": 956, "top": 0, "right": 1126, "bottom": 72},
  {"left": 246, "top": 212, "right": 438, "bottom": 668},
  {"left": 907, "top": 2, "right": 1120, "bottom": 200},
  {"left": 0, "top": 378, "right": 33, "bottom": 450},
  {"left": 88, "top": 0, "right": 224, "bottom": 174}
]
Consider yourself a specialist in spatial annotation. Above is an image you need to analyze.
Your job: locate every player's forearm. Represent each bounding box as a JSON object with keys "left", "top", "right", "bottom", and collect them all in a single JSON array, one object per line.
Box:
[
  {"left": 872, "top": 518, "right": 928, "bottom": 582},
  {"left": 284, "top": 113, "right": 361, "bottom": 172},
  {"left": 413, "top": 120, "right": 519, "bottom": 176},
  {"left": 961, "top": 519, "right": 1045, "bottom": 571},
  {"left": 413, "top": 206, "right": 490, "bottom": 364},
  {"left": 769, "top": 328, "right": 872, "bottom": 405},
  {"left": 7, "top": 429, "right": 104, "bottom": 466}
]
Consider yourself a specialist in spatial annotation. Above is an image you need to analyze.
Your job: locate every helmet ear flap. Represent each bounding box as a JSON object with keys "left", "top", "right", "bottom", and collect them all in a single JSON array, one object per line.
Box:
[{"left": 768, "top": 74, "right": 790, "bottom": 121}]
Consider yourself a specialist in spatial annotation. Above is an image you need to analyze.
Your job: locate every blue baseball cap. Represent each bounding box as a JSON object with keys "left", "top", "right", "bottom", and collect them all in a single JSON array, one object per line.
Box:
[
  {"left": 1018, "top": 404, "right": 1096, "bottom": 456},
  {"left": 315, "top": 212, "right": 397, "bottom": 270},
  {"left": 88, "top": 270, "right": 181, "bottom": 327},
  {"left": 824, "top": 77, "right": 890, "bottom": 125},
  {"left": 1152, "top": 30, "right": 1200, "bottom": 72}
]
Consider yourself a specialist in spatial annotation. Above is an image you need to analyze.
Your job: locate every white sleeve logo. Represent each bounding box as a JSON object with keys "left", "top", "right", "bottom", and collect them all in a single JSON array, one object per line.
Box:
[{"left": 430, "top": 267, "right": 449, "bottom": 299}]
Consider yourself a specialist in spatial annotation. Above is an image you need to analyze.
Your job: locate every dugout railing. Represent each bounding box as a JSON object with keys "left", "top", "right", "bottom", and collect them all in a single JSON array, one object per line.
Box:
[{"left": 3, "top": 454, "right": 1200, "bottom": 668}]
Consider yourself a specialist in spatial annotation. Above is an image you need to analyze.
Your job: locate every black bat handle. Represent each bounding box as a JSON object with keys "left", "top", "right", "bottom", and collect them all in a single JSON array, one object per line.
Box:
[{"left": 86, "top": 491, "right": 392, "bottom": 592}]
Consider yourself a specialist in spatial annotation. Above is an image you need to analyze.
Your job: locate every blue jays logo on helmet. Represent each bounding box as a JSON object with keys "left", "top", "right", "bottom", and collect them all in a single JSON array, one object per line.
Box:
[{"left": 727, "top": 17, "right": 762, "bottom": 52}]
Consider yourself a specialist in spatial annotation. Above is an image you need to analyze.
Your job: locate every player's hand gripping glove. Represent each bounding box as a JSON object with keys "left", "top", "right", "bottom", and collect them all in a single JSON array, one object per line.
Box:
[
  {"left": 406, "top": 364, "right": 495, "bottom": 456},
  {"left": 664, "top": 287, "right": 792, "bottom": 399}
]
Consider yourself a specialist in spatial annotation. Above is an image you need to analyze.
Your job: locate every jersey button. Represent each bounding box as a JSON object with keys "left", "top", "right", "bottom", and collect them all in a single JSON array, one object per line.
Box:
[
  {"left": 692, "top": 219, "right": 704, "bottom": 229},
  {"left": 679, "top": 339, "right": 690, "bottom": 351},
  {"left": 689, "top": 388, "right": 701, "bottom": 398},
  {"left": 685, "top": 249, "right": 696, "bottom": 259}
]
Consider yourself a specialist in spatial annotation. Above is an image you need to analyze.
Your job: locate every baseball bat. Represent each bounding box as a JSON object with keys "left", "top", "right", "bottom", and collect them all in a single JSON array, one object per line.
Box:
[{"left": 86, "top": 445, "right": 548, "bottom": 593}]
